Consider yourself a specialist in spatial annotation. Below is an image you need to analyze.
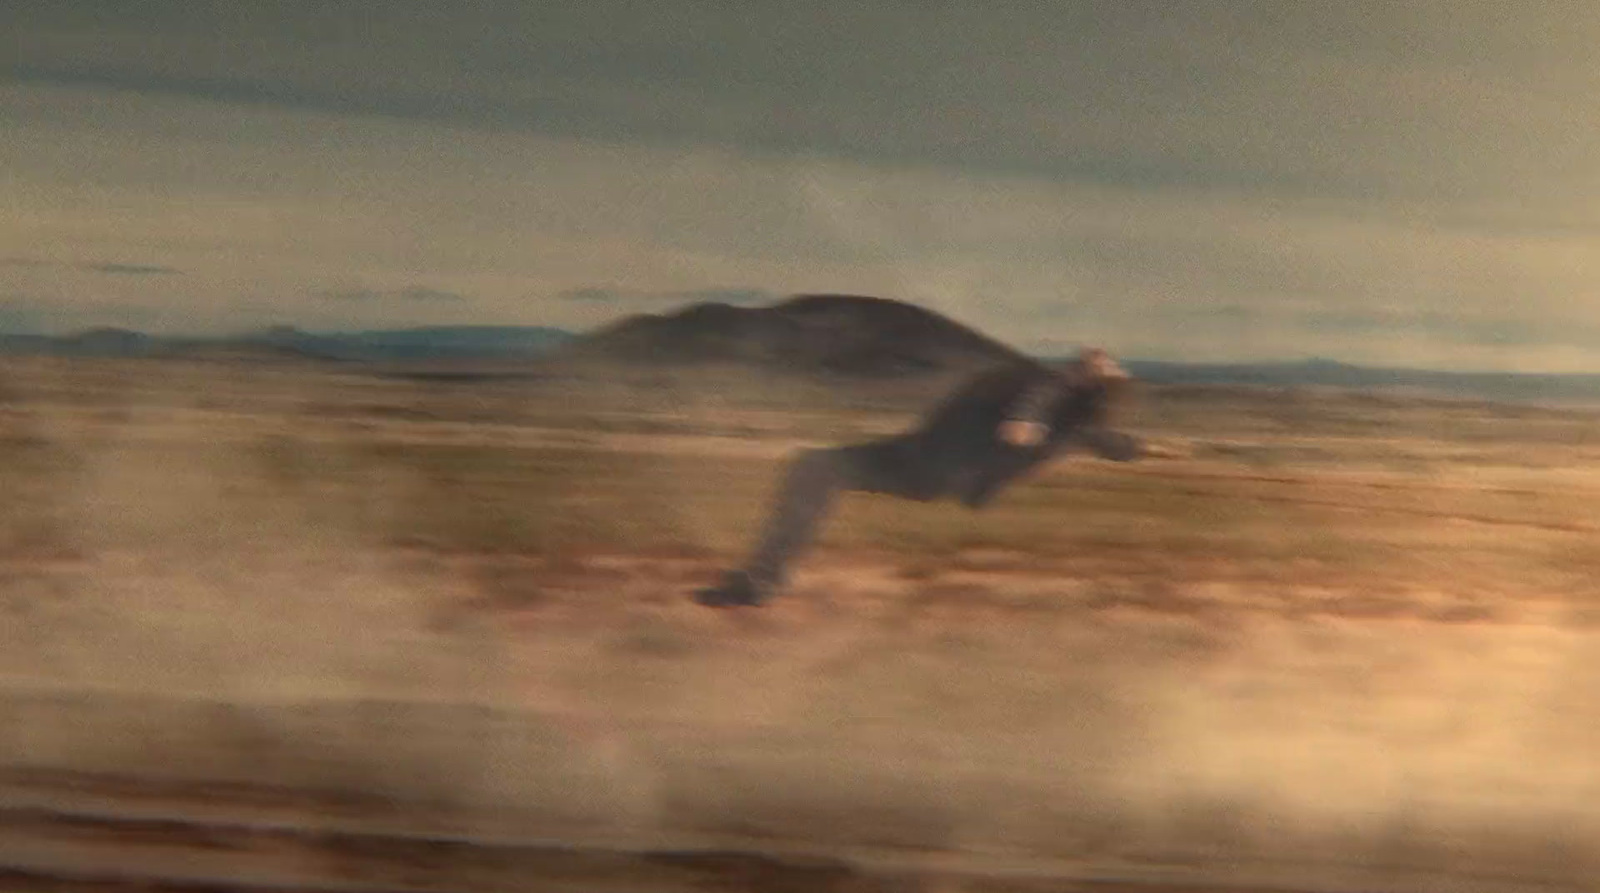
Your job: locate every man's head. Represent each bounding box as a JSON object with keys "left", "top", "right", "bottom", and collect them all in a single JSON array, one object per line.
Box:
[
  {"left": 1071, "top": 346, "right": 1134, "bottom": 423},
  {"left": 1076, "top": 346, "right": 1131, "bottom": 384}
]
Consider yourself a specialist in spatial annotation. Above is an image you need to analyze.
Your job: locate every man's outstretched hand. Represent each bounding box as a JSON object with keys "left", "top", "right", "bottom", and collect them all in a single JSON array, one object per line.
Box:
[
  {"left": 1092, "top": 433, "right": 1188, "bottom": 461},
  {"left": 1141, "top": 440, "right": 1189, "bottom": 460}
]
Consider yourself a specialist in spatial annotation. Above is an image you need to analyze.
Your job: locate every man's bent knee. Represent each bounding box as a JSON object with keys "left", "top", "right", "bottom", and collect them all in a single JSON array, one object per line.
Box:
[{"left": 831, "top": 440, "right": 948, "bottom": 501}]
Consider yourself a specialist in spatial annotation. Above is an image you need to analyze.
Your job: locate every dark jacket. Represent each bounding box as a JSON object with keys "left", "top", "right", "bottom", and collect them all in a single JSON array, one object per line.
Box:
[{"left": 904, "top": 358, "right": 1145, "bottom": 507}]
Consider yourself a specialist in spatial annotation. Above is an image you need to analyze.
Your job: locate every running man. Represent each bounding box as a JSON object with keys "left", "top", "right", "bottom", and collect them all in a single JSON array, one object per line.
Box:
[{"left": 695, "top": 347, "right": 1167, "bottom": 607}]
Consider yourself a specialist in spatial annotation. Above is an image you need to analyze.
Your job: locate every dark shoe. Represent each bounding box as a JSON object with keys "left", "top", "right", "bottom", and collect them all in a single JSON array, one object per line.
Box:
[{"left": 694, "top": 570, "right": 771, "bottom": 607}]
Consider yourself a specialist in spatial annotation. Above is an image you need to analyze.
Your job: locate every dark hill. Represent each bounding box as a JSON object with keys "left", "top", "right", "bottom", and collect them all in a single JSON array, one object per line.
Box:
[{"left": 555, "top": 293, "right": 1030, "bottom": 378}]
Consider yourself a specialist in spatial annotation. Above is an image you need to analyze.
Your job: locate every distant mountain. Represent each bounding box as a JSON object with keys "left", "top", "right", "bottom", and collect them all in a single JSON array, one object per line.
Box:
[
  {"left": 1121, "top": 358, "right": 1600, "bottom": 404},
  {"left": 550, "top": 293, "right": 1028, "bottom": 378},
  {"left": 0, "top": 334, "right": 56, "bottom": 354},
  {"left": 0, "top": 324, "right": 577, "bottom": 363},
  {"left": 0, "top": 327, "right": 160, "bottom": 357}
]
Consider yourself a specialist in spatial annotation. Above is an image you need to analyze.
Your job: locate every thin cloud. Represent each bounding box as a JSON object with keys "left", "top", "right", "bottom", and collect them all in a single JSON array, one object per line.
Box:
[
  {"left": 318, "top": 286, "right": 468, "bottom": 304},
  {"left": 557, "top": 287, "right": 621, "bottom": 304},
  {"left": 82, "top": 262, "right": 183, "bottom": 276},
  {"left": 556, "top": 286, "right": 773, "bottom": 307},
  {"left": 0, "top": 258, "right": 182, "bottom": 276}
]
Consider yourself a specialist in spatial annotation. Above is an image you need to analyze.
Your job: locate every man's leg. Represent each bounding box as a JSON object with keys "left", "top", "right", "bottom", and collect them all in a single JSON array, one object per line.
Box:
[
  {"left": 952, "top": 445, "right": 1045, "bottom": 509},
  {"left": 695, "top": 437, "right": 943, "bottom": 607}
]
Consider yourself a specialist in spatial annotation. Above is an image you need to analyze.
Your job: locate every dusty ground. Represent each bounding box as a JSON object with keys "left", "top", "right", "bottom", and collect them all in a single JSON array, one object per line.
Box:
[{"left": 1, "top": 357, "right": 1598, "bottom": 889}]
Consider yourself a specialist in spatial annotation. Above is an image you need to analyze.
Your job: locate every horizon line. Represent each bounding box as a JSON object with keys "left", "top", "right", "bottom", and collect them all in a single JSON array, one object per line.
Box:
[{"left": 2, "top": 323, "right": 1598, "bottom": 379}]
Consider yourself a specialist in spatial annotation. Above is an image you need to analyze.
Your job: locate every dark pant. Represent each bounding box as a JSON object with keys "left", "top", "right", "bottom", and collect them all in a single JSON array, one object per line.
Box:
[
  {"left": 736, "top": 436, "right": 936, "bottom": 589},
  {"left": 718, "top": 432, "right": 1042, "bottom": 601}
]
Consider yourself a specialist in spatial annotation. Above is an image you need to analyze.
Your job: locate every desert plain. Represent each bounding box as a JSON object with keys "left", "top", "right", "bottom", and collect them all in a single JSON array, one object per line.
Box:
[{"left": 1, "top": 355, "right": 1597, "bottom": 891}]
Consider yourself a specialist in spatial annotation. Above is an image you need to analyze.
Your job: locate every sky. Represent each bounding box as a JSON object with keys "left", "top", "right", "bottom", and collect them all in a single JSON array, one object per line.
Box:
[{"left": 2, "top": 1, "right": 1598, "bottom": 370}]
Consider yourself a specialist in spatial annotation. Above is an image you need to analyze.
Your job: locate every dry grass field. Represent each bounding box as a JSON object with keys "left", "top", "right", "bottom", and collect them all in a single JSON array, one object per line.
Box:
[{"left": 1, "top": 355, "right": 1598, "bottom": 889}]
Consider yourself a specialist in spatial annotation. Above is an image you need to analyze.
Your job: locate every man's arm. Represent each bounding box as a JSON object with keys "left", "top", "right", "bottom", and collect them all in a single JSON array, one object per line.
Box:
[
  {"left": 996, "top": 374, "right": 1069, "bottom": 447},
  {"left": 1077, "top": 427, "right": 1186, "bottom": 461},
  {"left": 1077, "top": 426, "right": 1145, "bottom": 461},
  {"left": 997, "top": 348, "right": 1128, "bottom": 448}
]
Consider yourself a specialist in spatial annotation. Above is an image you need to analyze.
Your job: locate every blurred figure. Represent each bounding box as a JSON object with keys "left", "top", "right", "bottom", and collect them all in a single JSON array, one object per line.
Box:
[{"left": 696, "top": 347, "right": 1167, "bottom": 607}]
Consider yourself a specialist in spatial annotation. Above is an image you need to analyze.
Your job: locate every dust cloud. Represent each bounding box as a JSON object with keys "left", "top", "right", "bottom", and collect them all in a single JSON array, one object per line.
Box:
[{"left": 1, "top": 358, "right": 1597, "bottom": 889}]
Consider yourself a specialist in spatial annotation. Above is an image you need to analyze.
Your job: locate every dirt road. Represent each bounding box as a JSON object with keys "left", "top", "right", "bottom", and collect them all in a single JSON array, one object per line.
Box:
[{"left": 1, "top": 762, "right": 1578, "bottom": 893}]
